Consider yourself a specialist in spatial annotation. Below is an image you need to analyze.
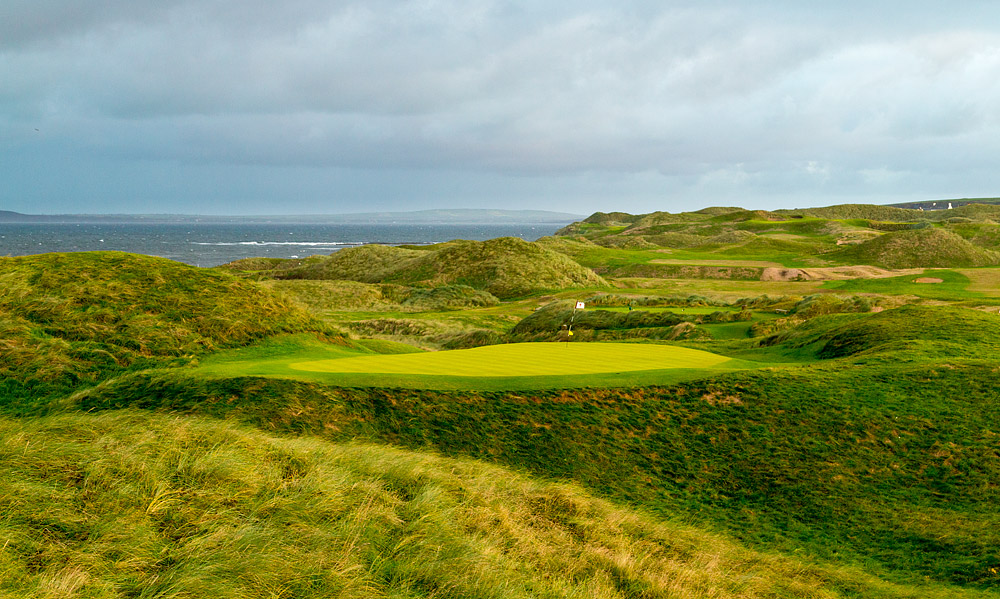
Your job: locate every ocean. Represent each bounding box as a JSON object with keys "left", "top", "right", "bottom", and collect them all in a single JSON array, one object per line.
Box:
[{"left": 0, "top": 222, "right": 566, "bottom": 267}]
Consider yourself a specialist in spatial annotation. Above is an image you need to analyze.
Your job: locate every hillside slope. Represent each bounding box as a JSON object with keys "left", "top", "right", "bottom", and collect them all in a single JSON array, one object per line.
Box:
[
  {"left": 263, "top": 237, "right": 609, "bottom": 298},
  {"left": 550, "top": 202, "right": 1000, "bottom": 273},
  {"left": 69, "top": 305, "right": 1000, "bottom": 590},
  {"left": 838, "top": 227, "right": 1000, "bottom": 268},
  {"left": 1, "top": 410, "right": 987, "bottom": 599}
]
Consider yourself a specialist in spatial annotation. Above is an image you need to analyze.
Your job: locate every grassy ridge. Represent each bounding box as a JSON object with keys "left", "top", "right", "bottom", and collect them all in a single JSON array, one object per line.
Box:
[
  {"left": 230, "top": 237, "right": 609, "bottom": 299},
  {"left": 7, "top": 230, "right": 1000, "bottom": 599},
  {"left": 8, "top": 410, "right": 984, "bottom": 599},
  {"left": 68, "top": 355, "right": 1000, "bottom": 589},
  {"left": 760, "top": 304, "right": 1000, "bottom": 360},
  {"left": 261, "top": 280, "right": 501, "bottom": 314},
  {"left": 837, "top": 228, "right": 1000, "bottom": 268},
  {"left": 552, "top": 202, "right": 1000, "bottom": 274},
  {"left": 0, "top": 252, "right": 332, "bottom": 409}
]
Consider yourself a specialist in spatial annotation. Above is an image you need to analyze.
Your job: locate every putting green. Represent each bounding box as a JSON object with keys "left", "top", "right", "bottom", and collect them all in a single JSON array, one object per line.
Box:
[{"left": 291, "top": 342, "right": 730, "bottom": 377}]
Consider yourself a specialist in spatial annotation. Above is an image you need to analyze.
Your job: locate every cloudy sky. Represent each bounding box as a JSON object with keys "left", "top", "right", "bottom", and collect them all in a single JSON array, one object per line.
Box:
[{"left": 3, "top": 1, "right": 1000, "bottom": 215}]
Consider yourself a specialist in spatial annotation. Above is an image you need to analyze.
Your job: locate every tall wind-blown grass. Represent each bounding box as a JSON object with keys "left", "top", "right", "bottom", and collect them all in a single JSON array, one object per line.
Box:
[{"left": 0, "top": 411, "right": 985, "bottom": 598}]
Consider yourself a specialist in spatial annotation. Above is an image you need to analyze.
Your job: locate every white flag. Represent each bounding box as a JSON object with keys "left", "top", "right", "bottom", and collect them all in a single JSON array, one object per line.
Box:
[{"left": 576, "top": 301, "right": 585, "bottom": 310}]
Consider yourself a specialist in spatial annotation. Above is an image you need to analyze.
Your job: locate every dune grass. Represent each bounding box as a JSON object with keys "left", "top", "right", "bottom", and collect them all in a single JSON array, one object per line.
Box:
[
  {"left": 3, "top": 410, "right": 994, "bottom": 599},
  {"left": 10, "top": 219, "right": 1000, "bottom": 599},
  {"left": 70, "top": 353, "right": 1000, "bottom": 591},
  {"left": 0, "top": 252, "right": 332, "bottom": 412},
  {"left": 821, "top": 269, "right": 986, "bottom": 300},
  {"left": 259, "top": 237, "right": 609, "bottom": 299}
]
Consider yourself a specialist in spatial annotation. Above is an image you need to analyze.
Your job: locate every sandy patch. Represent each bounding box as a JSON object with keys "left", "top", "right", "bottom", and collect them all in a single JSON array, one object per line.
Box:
[
  {"left": 913, "top": 277, "right": 944, "bottom": 284},
  {"left": 651, "top": 258, "right": 783, "bottom": 267},
  {"left": 761, "top": 266, "right": 923, "bottom": 282}
]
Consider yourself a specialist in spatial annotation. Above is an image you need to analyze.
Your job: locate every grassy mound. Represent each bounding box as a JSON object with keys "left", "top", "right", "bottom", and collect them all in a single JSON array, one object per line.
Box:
[
  {"left": 284, "top": 244, "right": 424, "bottom": 281},
  {"left": 551, "top": 202, "right": 1000, "bottom": 276},
  {"left": 399, "top": 284, "right": 501, "bottom": 309},
  {"left": 763, "top": 305, "right": 1000, "bottom": 360},
  {"left": 580, "top": 210, "right": 640, "bottom": 225},
  {"left": 262, "top": 280, "right": 499, "bottom": 313},
  {"left": 217, "top": 255, "right": 326, "bottom": 274},
  {"left": 790, "top": 204, "right": 927, "bottom": 221},
  {"left": 5, "top": 410, "right": 979, "bottom": 599},
  {"left": 275, "top": 237, "right": 608, "bottom": 298},
  {"left": 0, "top": 252, "right": 328, "bottom": 408},
  {"left": 71, "top": 366, "right": 1000, "bottom": 591},
  {"left": 840, "top": 228, "right": 1000, "bottom": 268}
]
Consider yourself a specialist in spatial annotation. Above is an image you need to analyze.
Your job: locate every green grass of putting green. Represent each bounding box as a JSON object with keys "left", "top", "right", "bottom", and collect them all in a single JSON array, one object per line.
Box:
[
  {"left": 292, "top": 342, "right": 730, "bottom": 376},
  {"left": 820, "top": 268, "right": 984, "bottom": 300},
  {"left": 195, "top": 336, "right": 756, "bottom": 390}
]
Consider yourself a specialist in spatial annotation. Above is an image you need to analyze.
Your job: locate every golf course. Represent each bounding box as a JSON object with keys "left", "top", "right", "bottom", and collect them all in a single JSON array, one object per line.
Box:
[
  {"left": 6, "top": 201, "right": 1000, "bottom": 598},
  {"left": 291, "top": 342, "right": 731, "bottom": 375},
  {"left": 194, "top": 338, "right": 749, "bottom": 390}
]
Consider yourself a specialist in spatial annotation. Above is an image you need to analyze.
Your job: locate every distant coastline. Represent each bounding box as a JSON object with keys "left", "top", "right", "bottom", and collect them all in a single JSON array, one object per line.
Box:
[
  {"left": 0, "top": 208, "right": 584, "bottom": 226},
  {"left": 0, "top": 221, "right": 569, "bottom": 267},
  {"left": 886, "top": 197, "right": 1000, "bottom": 211}
]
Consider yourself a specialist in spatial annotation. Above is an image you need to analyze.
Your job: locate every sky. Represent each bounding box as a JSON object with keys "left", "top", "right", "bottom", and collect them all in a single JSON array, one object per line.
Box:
[{"left": 3, "top": 1, "right": 1000, "bottom": 216}]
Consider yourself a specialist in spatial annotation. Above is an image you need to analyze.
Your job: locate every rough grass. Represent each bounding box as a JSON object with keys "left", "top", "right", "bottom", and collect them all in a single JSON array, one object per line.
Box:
[
  {"left": 837, "top": 228, "right": 1000, "bottom": 268},
  {"left": 270, "top": 237, "right": 609, "bottom": 298},
  {"left": 69, "top": 357, "right": 1000, "bottom": 591},
  {"left": 511, "top": 303, "right": 686, "bottom": 335},
  {"left": 0, "top": 252, "right": 332, "bottom": 409},
  {"left": 263, "top": 280, "right": 500, "bottom": 314},
  {"left": 762, "top": 304, "right": 1000, "bottom": 360},
  {"left": 549, "top": 203, "right": 1000, "bottom": 281},
  {"left": 2, "top": 410, "right": 993, "bottom": 599},
  {"left": 0, "top": 410, "right": 828, "bottom": 599}
]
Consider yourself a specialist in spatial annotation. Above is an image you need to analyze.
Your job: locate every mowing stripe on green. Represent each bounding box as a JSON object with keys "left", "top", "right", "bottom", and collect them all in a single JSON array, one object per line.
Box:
[{"left": 291, "top": 342, "right": 730, "bottom": 377}]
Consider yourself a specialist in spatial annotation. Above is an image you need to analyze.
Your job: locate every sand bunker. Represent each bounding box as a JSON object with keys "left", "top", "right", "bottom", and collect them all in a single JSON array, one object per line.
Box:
[
  {"left": 761, "top": 266, "right": 922, "bottom": 282},
  {"left": 914, "top": 277, "right": 944, "bottom": 284}
]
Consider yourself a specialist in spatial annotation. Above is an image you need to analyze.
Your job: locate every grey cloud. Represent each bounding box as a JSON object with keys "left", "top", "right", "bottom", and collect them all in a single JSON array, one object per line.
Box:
[{"left": 4, "top": 1, "right": 1000, "bottom": 214}]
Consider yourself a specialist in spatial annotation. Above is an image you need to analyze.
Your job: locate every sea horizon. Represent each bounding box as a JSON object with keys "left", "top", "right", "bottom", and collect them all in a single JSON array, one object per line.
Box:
[{"left": 0, "top": 221, "right": 568, "bottom": 267}]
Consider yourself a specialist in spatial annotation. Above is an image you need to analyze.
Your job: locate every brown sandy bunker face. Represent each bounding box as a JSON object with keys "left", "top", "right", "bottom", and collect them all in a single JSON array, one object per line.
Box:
[
  {"left": 913, "top": 277, "right": 944, "bottom": 284},
  {"left": 760, "top": 266, "right": 922, "bottom": 282}
]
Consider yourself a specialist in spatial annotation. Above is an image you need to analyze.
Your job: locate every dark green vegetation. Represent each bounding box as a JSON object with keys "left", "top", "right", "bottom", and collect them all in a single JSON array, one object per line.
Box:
[
  {"left": 8, "top": 411, "right": 987, "bottom": 599},
  {"left": 223, "top": 236, "right": 607, "bottom": 298},
  {"left": 0, "top": 252, "right": 332, "bottom": 412},
  {"left": 5, "top": 199, "right": 1000, "bottom": 597},
  {"left": 838, "top": 227, "right": 1000, "bottom": 268},
  {"left": 65, "top": 349, "right": 1000, "bottom": 593}
]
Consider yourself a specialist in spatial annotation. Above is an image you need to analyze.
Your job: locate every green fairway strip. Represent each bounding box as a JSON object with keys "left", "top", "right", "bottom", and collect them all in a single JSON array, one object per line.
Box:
[{"left": 291, "top": 342, "right": 730, "bottom": 377}]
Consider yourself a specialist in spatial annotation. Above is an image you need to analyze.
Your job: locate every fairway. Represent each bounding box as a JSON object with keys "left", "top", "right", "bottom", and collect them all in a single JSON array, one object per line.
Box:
[{"left": 291, "top": 342, "right": 730, "bottom": 377}]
